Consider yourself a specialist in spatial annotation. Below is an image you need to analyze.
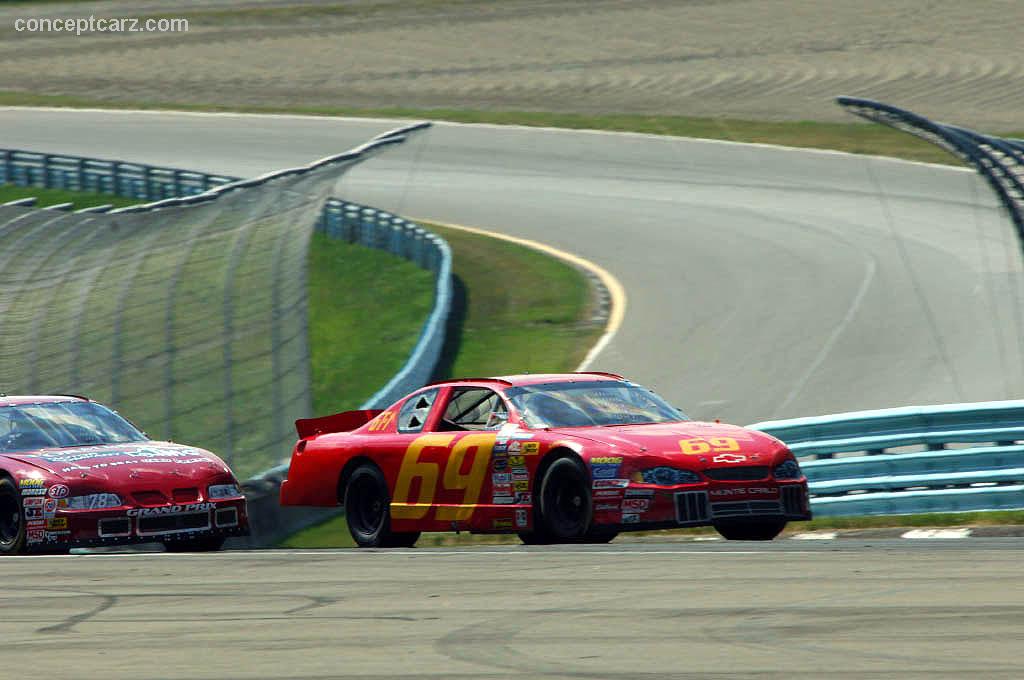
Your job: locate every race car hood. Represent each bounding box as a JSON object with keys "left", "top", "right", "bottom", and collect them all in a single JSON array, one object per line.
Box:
[
  {"left": 551, "top": 421, "right": 788, "bottom": 465},
  {"left": 4, "top": 441, "right": 232, "bottom": 483}
]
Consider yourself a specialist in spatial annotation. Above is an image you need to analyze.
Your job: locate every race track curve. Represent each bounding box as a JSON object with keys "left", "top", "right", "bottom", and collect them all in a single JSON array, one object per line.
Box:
[{"left": 2, "top": 108, "right": 1021, "bottom": 424}]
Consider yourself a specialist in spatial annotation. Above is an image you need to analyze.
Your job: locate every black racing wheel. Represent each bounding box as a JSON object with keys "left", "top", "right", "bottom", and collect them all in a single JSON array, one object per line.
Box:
[
  {"left": 0, "top": 477, "right": 25, "bottom": 555},
  {"left": 345, "top": 464, "right": 420, "bottom": 548},
  {"left": 536, "top": 457, "right": 592, "bottom": 543},
  {"left": 714, "top": 519, "right": 787, "bottom": 541}
]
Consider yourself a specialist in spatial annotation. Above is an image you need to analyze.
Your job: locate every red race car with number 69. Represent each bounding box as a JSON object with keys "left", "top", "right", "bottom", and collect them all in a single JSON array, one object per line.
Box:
[
  {"left": 0, "top": 395, "right": 249, "bottom": 555},
  {"left": 281, "top": 373, "right": 811, "bottom": 546}
]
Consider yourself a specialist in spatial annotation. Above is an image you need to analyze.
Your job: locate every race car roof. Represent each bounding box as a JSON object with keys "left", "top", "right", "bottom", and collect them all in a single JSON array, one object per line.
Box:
[
  {"left": 0, "top": 395, "right": 89, "bottom": 406},
  {"left": 435, "top": 372, "right": 625, "bottom": 388}
]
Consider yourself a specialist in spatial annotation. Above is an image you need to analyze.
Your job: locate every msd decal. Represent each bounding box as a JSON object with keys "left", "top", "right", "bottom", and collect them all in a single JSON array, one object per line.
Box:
[{"left": 621, "top": 498, "right": 650, "bottom": 512}]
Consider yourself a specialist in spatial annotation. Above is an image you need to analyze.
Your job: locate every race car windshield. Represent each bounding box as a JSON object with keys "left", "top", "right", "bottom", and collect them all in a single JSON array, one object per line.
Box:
[
  {"left": 0, "top": 401, "right": 148, "bottom": 453},
  {"left": 506, "top": 381, "right": 687, "bottom": 428}
]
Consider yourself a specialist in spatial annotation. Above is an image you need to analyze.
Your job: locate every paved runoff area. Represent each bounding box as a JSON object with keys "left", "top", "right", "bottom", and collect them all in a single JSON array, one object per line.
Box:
[{"left": 3, "top": 540, "right": 1022, "bottom": 679}]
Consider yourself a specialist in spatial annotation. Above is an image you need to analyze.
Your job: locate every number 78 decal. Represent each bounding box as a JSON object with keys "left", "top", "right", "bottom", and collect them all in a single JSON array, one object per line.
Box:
[
  {"left": 677, "top": 437, "right": 739, "bottom": 455},
  {"left": 391, "top": 433, "right": 495, "bottom": 521}
]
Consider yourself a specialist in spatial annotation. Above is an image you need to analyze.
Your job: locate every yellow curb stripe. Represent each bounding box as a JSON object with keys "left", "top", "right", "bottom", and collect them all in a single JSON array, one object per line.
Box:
[{"left": 412, "top": 218, "right": 627, "bottom": 371}]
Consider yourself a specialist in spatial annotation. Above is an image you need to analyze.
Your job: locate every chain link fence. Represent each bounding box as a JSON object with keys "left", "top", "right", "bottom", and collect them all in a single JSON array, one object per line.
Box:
[{"left": 0, "top": 124, "right": 431, "bottom": 481}]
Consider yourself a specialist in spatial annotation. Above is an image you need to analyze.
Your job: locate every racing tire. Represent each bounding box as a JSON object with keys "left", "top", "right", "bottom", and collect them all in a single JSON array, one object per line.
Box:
[
  {"left": 344, "top": 464, "right": 420, "bottom": 548},
  {"left": 536, "top": 457, "right": 592, "bottom": 543},
  {"left": 163, "top": 536, "right": 226, "bottom": 552},
  {"left": 714, "top": 519, "right": 787, "bottom": 541},
  {"left": 0, "top": 477, "right": 26, "bottom": 556},
  {"left": 581, "top": 527, "right": 619, "bottom": 544}
]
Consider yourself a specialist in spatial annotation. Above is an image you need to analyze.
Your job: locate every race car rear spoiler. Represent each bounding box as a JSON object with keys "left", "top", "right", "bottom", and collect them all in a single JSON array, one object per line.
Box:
[{"left": 295, "top": 410, "right": 382, "bottom": 438}]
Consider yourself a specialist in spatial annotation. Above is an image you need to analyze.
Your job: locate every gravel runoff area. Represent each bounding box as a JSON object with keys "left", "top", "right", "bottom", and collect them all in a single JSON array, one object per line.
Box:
[{"left": 1, "top": 0, "right": 1022, "bottom": 130}]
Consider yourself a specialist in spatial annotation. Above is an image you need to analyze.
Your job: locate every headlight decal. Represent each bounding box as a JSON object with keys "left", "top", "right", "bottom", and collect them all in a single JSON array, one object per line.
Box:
[
  {"left": 208, "top": 483, "right": 243, "bottom": 499},
  {"left": 773, "top": 459, "right": 802, "bottom": 479},
  {"left": 631, "top": 467, "right": 701, "bottom": 485},
  {"left": 64, "top": 493, "right": 123, "bottom": 510}
]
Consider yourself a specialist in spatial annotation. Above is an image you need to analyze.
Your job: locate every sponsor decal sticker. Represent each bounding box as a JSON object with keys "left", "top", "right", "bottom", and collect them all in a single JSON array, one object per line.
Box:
[
  {"left": 515, "top": 508, "right": 528, "bottom": 528},
  {"left": 513, "top": 480, "right": 530, "bottom": 492},
  {"left": 625, "top": 488, "right": 655, "bottom": 497},
  {"left": 493, "top": 482, "right": 512, "bottom": 495},
  {"left": 591, "top": 456, "right": 623, "bottom": 464},
  {"left": 493, "top": 518, "right": 514, "bottom": 529},
  {"left": 622, "top": 498, "right": 650, "bottom": 512},
  {"left": 712, "top": 453, "right": 747, "bottom": 464},
  {"left": 19, "top": 478, "right": 45, "bottom": 488},
  {"left": 491, "top": 473, "right": 511, "bottom": 484},
  {"left": 493, "top": 495, "right": 515, "bottom": 505},
  {"left": 622, "top": 513, "right": 641, "bottom": 524},
  {"left": 594, "top": 489, "right": 623, "bottom": 498},
  {"left": 492, "top": 441, "right": 509, "bottom": 454},
  {"left": 493, "top": 457, "right": 508, "bottom": 472},
  {"left": 48, "top": 485, "right": 70, "bottom": 499},
  {"left": 43, "top": 499, "right": 58, "bottom": 516},
  {"left": 22, "top": 497, "right": 44, "bottom": 507},
  {"left": 507, "top": 441, "right": 521, "bottom": 454},
  {"left": 520, "top": 442, "right": 540, "bottom": 455},
  {"left": 46, "top": 517, "right": 68, "bottom": 530},
  {"left": 590, "top": 464, "right": 621, "bottom": 480},
  {"left": 593, "top": 479, "right": 629, "bottom": 489},
  {"left": 595, "top": 503, "right": 619, "bottom": 511},
  {"left": 21, "top": 488, "right": 47, "bottom": 496},
  {"left": 25, "top": 507, "right": 44, "bottom": 520},
  {"left": 509, "top": 455, "right": 525, "bottom": 466},
  {"left": 511, "top": 472, "right": 529, "bottom": 481},
  {"left": 514, "top": 492, "right": 532, "bottom": 504},
  {"left": 27, "top": 529, "right": 45, "bottom": 543}
]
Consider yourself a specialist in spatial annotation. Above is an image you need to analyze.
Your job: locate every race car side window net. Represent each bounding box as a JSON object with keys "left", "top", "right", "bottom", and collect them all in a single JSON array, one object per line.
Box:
[{"left": 397, "top": 388, "right": 440, "bottom": 433}]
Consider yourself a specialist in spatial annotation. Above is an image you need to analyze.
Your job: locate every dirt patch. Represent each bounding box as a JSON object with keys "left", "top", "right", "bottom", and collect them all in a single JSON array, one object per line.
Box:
[{"left": 1, "top": 0, "right": 1021, "bottom": 129}]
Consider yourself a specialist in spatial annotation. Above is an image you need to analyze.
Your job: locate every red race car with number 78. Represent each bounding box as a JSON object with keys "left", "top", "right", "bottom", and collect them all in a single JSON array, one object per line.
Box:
[{"left": 280, "top": 373, "right": 811, "bottom": 546}]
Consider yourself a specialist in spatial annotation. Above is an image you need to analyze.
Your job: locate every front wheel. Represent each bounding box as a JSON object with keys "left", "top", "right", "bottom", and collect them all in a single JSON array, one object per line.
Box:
[
  {"left": 536, "top": 457, "right": 592, "bottom": 543},
  {"left": 714, "top": 520, "right": 786, "bottom": 541},
  {"left": 164, "top": 536, "right": 226, "bottom": 552},
  {"left": 344, "top": 464, "right": 420, "bottom": 548},
  {"left": 0, "top": 477, "right": 25, "bottom": 555}
]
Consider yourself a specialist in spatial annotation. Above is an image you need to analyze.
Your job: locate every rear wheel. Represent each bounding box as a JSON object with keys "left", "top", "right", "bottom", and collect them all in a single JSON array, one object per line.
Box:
[
  {"left": 163, "top": 536, "right": 225, "bottom": 552},
  {"left": 714, "top": 520, "right": 786, "bottom": 541},
  {"left": 345, "top": 464, "right": 420, "bottom": 548},
  {"left": 0, "top": 477, "right": 25, "bottom": 555},
  {"left": 535, "top": 457, "right": 591, "bottom": 543}
]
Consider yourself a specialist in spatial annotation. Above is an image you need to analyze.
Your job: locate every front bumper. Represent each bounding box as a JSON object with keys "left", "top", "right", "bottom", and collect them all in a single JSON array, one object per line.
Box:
[
  {"left": 592, "top": 480, "right": 811, "bottom": 529},
  {"left": 25, "top": 498, "right": 250, "bottom": 551}
]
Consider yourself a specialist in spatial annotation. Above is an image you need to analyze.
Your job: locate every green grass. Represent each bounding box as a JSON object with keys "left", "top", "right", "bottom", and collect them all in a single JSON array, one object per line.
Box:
[
  {"left": 5, "top": 92, "right": 1022, "bottom": 167},
  {"left": 0, "top": 183, "right": 139, "bottom": 210},
  {"left": 308, "top": 232, "right": 434, "bottom": 416},
  {"left": 428, "top": 224, "right": 601, "bottom": 378}
]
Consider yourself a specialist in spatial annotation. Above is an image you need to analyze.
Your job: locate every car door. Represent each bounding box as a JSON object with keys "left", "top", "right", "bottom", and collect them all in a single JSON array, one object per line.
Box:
[{"left": 388, "top": 386, "right": 510, "bottom": 529}]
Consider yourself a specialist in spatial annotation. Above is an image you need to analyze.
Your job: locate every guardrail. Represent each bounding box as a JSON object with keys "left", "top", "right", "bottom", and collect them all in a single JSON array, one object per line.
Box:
[
  {"left": 2, "top": 136, "right": 451, "bottom": 545},
  {"left": 750, "top": 401, "right": 1024, "bottom": 516},
  {"left": 837, "top": 97, "right": 1024, "bottom": 260}
]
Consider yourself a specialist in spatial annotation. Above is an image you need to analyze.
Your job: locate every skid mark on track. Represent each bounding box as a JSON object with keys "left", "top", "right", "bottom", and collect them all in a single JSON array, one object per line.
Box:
[{"left": 37, "top": 593, "right": 117, "bottom": 634}]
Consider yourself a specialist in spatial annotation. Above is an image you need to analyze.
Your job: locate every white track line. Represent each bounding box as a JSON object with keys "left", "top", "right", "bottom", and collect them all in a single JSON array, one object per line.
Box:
[{"left": 901, "top": 528, "right": 973, "bottom": 539}]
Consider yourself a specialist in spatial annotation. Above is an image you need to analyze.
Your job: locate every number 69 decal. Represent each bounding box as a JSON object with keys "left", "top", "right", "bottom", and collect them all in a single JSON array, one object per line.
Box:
[
  {"left": 677, "top": 437, "right": 739, "bottom": 455},
  {"left": 391, "top": 433, "right": 494, "bottom": 520}
]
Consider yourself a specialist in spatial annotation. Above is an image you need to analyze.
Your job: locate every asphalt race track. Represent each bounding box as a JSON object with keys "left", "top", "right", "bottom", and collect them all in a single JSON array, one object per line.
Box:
[
  {"left": 2, "top": 109, "right": 1022, "bottom": 425},
  {"left": 2, "top": 109, "right": 1024, "bottom": 677},
  {"left": 2, "top": 540, "right": 1022, "bottom": 679}
]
